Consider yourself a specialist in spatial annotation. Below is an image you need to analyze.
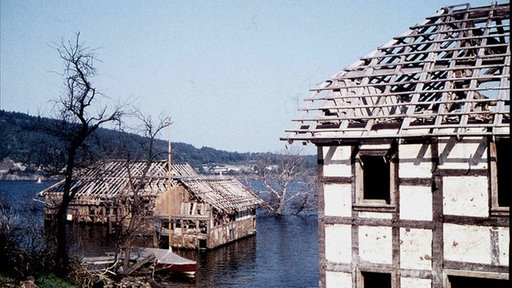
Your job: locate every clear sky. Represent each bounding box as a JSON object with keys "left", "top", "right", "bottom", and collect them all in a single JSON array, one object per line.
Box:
[{"left": 1, "top": 0, "right": 497, "bottom": 153}]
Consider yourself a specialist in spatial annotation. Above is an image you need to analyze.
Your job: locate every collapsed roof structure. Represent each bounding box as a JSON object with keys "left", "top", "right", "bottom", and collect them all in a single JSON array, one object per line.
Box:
[
  {"left": 283, "top": 2, "right": 509, "bottom": 144},
  {"left": 38, "top": 161, "right": 197, "bottom": 202}
]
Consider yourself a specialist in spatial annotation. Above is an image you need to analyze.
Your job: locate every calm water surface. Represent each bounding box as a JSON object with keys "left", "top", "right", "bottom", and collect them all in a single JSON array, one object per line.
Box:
[{"left": 0, "top": 180, "right": 319, "bottom": 287}]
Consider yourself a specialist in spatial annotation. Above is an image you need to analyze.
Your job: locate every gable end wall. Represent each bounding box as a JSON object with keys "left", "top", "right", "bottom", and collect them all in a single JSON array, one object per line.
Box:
[{"left": 317, "top": 137, "right": 509, "bottom": 288}]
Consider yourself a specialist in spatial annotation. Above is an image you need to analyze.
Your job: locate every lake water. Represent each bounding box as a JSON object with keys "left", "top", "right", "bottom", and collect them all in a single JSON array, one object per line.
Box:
[{"left": 0, "top": 180, "right": 319, "bottom": 287}]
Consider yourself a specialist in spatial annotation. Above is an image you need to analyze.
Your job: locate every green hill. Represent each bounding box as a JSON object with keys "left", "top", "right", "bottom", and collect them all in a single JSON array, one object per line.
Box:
[{"left": 0, "top": 110, "right": 261, "bottom": 177}]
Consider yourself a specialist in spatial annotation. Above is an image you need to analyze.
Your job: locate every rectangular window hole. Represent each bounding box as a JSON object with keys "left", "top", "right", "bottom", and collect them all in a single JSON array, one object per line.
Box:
[
  {"left": 361, "top": 271, "right": 391, "bottom": 288},
  {"left": 448, "top": 275, "right": 509, "bottom": 288},
  {"left": 361, "top": 155, "right": 390, "bottom": 204},
  {"left": 496, "top": 139, "right": 511, "bottom": 207}
]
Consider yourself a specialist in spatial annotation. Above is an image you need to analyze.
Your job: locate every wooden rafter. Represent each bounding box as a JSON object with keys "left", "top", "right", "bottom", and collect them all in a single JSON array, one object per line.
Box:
[
  {"left": 38, "top": 159, "right": 262, "bottom": 214},
  {"left": 39, "top": 160, "right": 198, "bottom": 200},
  {"left": 179, "top": 177, "right": 263, "bottom": 213},
  {"left": 283, "top": 2, "right": 510, "bottom": 143}
]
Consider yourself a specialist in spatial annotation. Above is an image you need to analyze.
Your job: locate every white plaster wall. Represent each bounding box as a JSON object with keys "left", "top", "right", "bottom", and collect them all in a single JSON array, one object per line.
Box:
[
  {"left": 322, "top": 146, "right": 352, "bottom": 177},
  {"left": 437, "top": 136, "right": 488, "bottom": 170},
  {"left": 498, "top": 227, "right": 510, "bottom": 266},
  {"left": 359, "top": 211, "right": 392, "bottom": 219},
  {"left": 400, "top": 185, "right": 432, "bottom": 221},
  {"left": 399, "top": 144, "right": 433, "bottom": 179},
  {"left": 443, "top": 176, "right": 489, "bottom": 217},
  {"left": 400, "top": 228, "right": 432, "bottom": 270},
  {"left": 325, "top": 224, "right": 352, "bottom": 264},
  {"left": 359, "top": 226, "right": 392, "bottom": 264},
  {"left": 324, "top": 183, "right": 352, "bottom": 217},
  {"left": 400, "top": 277, "right": 432, "bottom": 288},
  {"left": 325, "top": 271, "right": 352, "bottom": 288},
  {"left": 444, "top": 224, "right": 491, "bottom": 264}
]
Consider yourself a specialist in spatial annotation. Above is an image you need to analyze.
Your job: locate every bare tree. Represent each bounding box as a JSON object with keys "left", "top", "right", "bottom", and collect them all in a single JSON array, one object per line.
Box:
[
  {"left": 252, "top": 146, "right": 317, "bottom": 216},
  {"left": 51, "top": 32, "right": 123, "bottom": 274},
  {"left": 115, "top": 111, "right": 172, "bottom": 275}
]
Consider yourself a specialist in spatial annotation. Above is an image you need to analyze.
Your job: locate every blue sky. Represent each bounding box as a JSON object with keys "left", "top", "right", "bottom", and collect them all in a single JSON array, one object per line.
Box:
[{"left": 1, "top": 0, "right": 496, "bottom": 153}]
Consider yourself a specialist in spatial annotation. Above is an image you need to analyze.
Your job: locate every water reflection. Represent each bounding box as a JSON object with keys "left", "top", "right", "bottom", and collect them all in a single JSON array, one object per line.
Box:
[
  {"left": 169, "top": 236, "right": 258, "bottom": 287},
  {"left": 70, "top": 224, "right": 116, "bottom": 257},
  {"left": 166, "top": 216, "right": 319, "bottom": 287}
]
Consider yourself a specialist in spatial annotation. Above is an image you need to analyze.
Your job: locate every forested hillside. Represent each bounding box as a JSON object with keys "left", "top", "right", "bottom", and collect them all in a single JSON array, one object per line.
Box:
[
  {"left": 1, "top": 110, "right": 297, "bottom": 177},
  {"left": 0, "top": 110, "right": 276, "bottom": 177}
]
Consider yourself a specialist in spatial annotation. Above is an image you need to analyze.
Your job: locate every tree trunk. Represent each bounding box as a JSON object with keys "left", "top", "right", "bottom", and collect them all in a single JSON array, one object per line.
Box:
[
  {"left": 55, "top": 209, "right": 69, "bottom": 276},
  {"left": 54, "top": 141, "right": 80, "bottom": 275}
]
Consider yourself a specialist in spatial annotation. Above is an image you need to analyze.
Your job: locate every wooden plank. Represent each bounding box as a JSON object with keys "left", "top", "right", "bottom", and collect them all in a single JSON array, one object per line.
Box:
[
  {"left": 180, "top": 202, "right": 187, "bottom": 215},
  {"left": 362, "top": 65, "right": 402, "bottom": 133},
  {"left": 82, "top": 255, "right": 116, "bottom": 266},
  {"left": 125, "top": 254, "right": 156, "bottom": 275},
  {"left": 191, "top": 202, "right": 197, "bottom": 215},
  {"left": 310, "top": 73, "right": 508, "bottom": 94},
  {"left": 298, "top": 97, "right": 504, "bottom": 112},
  {"left": 456, "top": 9, "right": 494, "bottom": 137},
  {"left": 381, "top": 31, "right": 509, "bottom": 51},
  {"left": 291, "top": 110, "right": 508, "bottom": 123},
  {"left": 491, "top": 47, "right": 510, "bottom": 135}
]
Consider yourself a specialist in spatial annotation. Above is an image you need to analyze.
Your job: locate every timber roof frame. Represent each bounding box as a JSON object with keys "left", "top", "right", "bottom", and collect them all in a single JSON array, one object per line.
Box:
[
  {"left": 179, "top": 177, "right": 264, "bottom": 213},
  {"left": 38, "top": 159, "right": 262, "bottom": 213},
  {"left": 39, "top": 160, "right": 198, "bottom": 200},
  {"left": 283, "top": 2, "right": 510, "bottom": 144}
]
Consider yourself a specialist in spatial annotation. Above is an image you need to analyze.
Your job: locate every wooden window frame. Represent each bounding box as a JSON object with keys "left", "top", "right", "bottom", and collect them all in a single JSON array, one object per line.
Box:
[
  {"left": 489, "top": 137, "right": 510, "bottom": 216},
  {"left": 353, "top": 147, "right": 397, "bottom": 211},
  {"left": 357, "top": 269, "right": 394, "bottom": 288},
  {"left": 444, "top": 269, "right": 510, "bottom": 288}
]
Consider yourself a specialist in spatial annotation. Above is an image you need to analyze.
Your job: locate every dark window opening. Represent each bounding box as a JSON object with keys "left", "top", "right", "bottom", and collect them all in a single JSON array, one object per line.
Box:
[
  {"left": 448, "top": 275, "right": 509, "bottom": 288},
  {"left": 159, "top": 235, "right": 169, "bottom": 249},
  {"left": 199, "top": 220, "right": 207, "bottom": 234},
  {"left": 496, "top": 139, "right": 511, "bottom": 207},
  {"left": 184, "top": 220, "right": 196, "bottom": 231},
  {"left": 361, "top": 155, "right": 391, "bottom": 204},
  {"left": 361, "top": 271, "right": 391, "bottom": 288},
  {"left": 199, "top": 239, "right": 207, "bottom": 250}
]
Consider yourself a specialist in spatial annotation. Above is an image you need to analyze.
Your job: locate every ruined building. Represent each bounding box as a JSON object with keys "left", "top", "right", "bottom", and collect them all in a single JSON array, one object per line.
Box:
[
  {"left": 38, "top": 160, "right": 262, "bottom": 250},
  {"left": 283, "top": 2, "right": 509, "bottom": 287}
]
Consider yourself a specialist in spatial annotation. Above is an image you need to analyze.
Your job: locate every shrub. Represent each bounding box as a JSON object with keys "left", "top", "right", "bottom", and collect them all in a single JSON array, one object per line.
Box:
[{"left": 36, "top": 274, "right": 79, "bottom": 288}]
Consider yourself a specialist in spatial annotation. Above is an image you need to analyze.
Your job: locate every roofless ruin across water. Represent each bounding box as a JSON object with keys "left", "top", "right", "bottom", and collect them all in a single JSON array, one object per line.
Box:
[{"left": 37, "top": 160, "right": 263, "bottom": 250}]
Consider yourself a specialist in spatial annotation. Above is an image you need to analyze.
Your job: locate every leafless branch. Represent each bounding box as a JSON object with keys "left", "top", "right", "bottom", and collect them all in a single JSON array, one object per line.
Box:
[{"left": 252, "top": 145, "right": 317, "bottom": 216}]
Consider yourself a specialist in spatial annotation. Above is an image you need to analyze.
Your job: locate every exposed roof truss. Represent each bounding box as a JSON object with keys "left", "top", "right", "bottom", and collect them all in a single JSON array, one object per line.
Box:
[
  {"left": 39, "top": 160, "right": 198, "bottom": 200},
  {"left": 284, "top": 2, "right": 510, "bottom": 143}
]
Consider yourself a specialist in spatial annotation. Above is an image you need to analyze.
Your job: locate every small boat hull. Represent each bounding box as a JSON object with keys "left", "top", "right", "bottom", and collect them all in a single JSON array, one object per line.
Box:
[
  {"left": 133, "top": 247, "right": 196, "bottom": 275},
  {"left": 156, "top": 263, "right": 197, "bottom": 275},
  {"left": 82, "top": 247, "right": 197, "bottom": 276}
]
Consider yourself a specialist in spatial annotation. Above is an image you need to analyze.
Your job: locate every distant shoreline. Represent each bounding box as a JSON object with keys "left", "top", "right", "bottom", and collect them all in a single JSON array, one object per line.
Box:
[{"left": 0, "top": 174, "right": 61, "bottom": 181}]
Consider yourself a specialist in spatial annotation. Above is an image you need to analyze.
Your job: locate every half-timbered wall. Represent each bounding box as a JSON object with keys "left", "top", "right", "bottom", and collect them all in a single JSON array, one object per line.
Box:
[{"left": 319, "top": 136, "right": 509, "bottom": 288}]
